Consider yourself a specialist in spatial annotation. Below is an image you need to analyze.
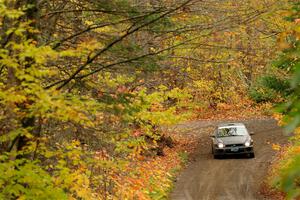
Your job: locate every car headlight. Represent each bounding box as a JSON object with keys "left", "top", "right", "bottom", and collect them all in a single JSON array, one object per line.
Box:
[
  {"left": 245, "top": 141, "right": 251, "bottom": 147},
  {"left": 217, "top": 143, "right": 224, "bottom": 148}
]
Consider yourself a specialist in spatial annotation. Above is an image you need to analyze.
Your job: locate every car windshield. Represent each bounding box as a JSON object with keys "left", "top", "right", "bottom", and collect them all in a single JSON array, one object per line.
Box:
[{"left": 216, "top": 126, "right": 248, "bottom": 137}]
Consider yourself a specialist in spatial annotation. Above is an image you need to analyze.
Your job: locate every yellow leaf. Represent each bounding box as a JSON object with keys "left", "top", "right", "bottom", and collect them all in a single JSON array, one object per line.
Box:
[{"left": 272, "top": 143, "right": 281, "bottom": 151}]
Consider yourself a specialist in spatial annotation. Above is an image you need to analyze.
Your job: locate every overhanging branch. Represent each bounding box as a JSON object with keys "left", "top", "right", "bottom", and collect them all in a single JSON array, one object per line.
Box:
[{"left": 54, "top": 0, "right": 194, "bottom": 90}]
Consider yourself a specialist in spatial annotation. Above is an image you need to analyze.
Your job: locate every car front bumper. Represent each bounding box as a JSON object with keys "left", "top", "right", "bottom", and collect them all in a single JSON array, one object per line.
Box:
[{"left": 214, "top": 146, "right": 254, "bottom": 155}]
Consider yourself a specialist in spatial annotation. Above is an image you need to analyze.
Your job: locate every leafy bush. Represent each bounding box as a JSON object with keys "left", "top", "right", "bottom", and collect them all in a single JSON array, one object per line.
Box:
[
  {"left": 261, "top": 76, "right": 290, "bottom": 95},
  {"left": 249, "top": 86, "right": 277, "bottom": 103},
  {"left": 0, "top": 156, "right": 67, "bottom": 200},
  {"left": 249, "top": 75, "right": 289, "bottom": 103},
  {"left": 268, "top": 2, "right": 300, "bottom": 199},
  {"left": 270, "top": 140, "right": 300, "bottom": 199}
]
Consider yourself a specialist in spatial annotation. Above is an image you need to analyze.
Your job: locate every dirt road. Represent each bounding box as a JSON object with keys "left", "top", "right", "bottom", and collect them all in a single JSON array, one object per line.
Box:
[{"left": 170, "top": 118, "right": 288, "bottom": 200}]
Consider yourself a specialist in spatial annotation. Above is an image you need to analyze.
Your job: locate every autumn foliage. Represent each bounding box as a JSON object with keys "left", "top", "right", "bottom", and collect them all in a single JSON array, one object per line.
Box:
[{"left": 0, "top": 0, "right": 297, "bottom": 199}]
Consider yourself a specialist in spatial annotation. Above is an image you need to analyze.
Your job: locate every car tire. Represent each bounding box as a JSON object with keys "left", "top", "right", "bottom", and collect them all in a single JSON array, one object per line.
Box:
[
  {"left": 214, "top": 154, "right": 220, "bottom": 159},
  {"left": 249, "top": 153, "right": 255, "bottom": 158}
]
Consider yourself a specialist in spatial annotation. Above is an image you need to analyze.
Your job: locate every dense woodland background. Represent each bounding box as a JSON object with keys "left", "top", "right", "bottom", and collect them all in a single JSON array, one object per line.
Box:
[{"left": 1, "top": 0, "right": 300, "bottom": 199}]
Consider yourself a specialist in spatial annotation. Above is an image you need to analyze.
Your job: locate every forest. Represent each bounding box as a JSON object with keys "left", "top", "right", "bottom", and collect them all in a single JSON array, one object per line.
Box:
[{"left": 0, "top": 0, "right": 300, "bottom": 199}]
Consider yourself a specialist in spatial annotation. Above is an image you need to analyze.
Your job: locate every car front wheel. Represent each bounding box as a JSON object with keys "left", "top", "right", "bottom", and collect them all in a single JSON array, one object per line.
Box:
[{"left": 248, "top": 153, "right": 255, "bottom": 158}]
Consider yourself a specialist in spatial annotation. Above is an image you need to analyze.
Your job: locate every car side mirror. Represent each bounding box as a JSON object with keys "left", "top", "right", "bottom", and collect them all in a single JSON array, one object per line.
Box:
[{"left": 250, "top": 131, "right": 255, "bottom": 135}]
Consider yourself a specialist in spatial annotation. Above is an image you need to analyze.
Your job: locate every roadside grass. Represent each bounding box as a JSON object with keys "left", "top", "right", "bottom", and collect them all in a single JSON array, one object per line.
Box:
[{"left": 178, "top": 151, "right": 189, "bottom": 165}]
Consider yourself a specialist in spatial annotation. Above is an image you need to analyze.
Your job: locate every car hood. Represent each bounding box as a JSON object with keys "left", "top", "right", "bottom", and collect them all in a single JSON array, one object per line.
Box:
[{"left": 217, "top": 136, "right": 250, "bottom": 145}]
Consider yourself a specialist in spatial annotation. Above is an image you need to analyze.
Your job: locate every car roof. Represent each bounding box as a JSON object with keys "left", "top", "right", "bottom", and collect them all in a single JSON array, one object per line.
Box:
[{"left": 217, "top": 123, "right": 246, "bottom": 129}]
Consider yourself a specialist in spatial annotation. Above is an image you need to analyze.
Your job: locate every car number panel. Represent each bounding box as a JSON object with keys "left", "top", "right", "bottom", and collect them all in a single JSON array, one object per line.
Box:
[{"left": 231, "top": 147, "right": 239, "bottom": 152}]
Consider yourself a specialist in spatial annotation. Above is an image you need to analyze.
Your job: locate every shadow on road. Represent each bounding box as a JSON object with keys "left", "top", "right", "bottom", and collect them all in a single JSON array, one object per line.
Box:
[{"left": 214, "top": 154, "right": 254, "bottom": 159}]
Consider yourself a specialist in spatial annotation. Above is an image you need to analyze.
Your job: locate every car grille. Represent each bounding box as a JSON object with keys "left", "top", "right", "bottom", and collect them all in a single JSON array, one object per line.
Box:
[{"left": 225, "top": 144, "right": 244, "bottom": 147}]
